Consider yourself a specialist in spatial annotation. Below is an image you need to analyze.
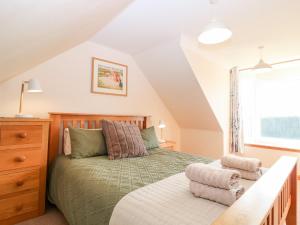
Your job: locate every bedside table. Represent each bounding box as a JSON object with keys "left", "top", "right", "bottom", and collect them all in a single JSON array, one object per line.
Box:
[
  {"left": 0, "top": 118, "right": 50, "bottom": 225},
  {"left": 160, "top": 140, "right": 176, "bottom": 150}
]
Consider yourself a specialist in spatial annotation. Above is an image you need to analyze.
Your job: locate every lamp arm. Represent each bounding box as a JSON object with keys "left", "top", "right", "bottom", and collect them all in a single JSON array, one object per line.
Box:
[{"left": 18, "top": 81, "right": 28, "bottom": 114}]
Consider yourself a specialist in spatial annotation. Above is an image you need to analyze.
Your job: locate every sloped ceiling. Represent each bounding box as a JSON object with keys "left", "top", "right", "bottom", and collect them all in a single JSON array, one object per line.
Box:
[
  {"left": 135, "top": 39, "right": 221, "bottom": 131},
  {"left": 0, "top": 0, "right": 133, "bottom": 83},
  {"left": 92, "top": 0, "right": 300, "bottom": 68}
]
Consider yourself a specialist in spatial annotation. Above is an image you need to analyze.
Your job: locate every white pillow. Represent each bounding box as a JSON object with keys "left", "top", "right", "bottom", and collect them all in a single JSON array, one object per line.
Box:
[{"left": 63, "top": 128, "right": 72, "bottom": 155}]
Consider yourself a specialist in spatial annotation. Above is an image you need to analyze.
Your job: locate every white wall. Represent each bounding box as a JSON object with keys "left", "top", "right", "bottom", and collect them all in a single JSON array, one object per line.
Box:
[
  {"left": 134, "top": 38, "right": 220, "bottom": 131},
  {"left": 244, "top": 146, "right": 300, "bottom": 173},
  {"left": 181, "top": 129, "right": 223, "bottom": 159},
  {"left": 0, "top": 41, "right": 180, "bottom": 147},
  {"left": 181, "top": 37, "right": 229, "bottom": 133},
  {"left": 179, "top": 36, "right": 230, "bottom": 157},
  {"left": 133, "top": 37, "right": 229, "bottom": 157}
]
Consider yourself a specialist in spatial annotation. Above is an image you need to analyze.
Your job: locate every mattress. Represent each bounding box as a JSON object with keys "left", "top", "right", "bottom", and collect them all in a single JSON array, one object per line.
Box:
[{"left": 48, "top": 148, "right": 211, "bottom": 225}]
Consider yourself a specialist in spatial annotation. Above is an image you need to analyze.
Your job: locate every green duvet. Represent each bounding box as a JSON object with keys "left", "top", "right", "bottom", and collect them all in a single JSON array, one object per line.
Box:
[{"left": 48, "top": 148, "right": 211, "bottom": 225}]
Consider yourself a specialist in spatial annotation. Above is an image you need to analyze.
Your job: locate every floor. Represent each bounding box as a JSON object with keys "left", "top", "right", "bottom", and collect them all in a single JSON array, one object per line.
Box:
[
  {"left": 16, "top": 206, "right": 68, "bottom": 225},
  {"left": 16, "top": 182, "right": 300, "bottom": 225}
]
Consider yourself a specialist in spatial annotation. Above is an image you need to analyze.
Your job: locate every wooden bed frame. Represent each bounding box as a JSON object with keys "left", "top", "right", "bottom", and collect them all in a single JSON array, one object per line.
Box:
[{"left": 48, "top": 112, "right": 297, "bottom": 225}]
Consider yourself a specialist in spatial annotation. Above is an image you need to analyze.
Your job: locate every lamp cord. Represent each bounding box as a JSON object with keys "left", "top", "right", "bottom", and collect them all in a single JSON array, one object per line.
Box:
[{"left": 18, "top": 81, "right": 29, "bottom": 114}]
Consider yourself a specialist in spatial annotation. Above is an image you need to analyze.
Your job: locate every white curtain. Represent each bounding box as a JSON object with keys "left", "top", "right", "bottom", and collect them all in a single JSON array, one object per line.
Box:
[{"left": 229, "top": 67, "right": 244, "bottom": 153}]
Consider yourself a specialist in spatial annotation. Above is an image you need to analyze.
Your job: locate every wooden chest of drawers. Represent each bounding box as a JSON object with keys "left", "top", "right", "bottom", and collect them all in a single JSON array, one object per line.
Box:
[{"left": 0, "top": 118, "right": 50, "bottom": 225}]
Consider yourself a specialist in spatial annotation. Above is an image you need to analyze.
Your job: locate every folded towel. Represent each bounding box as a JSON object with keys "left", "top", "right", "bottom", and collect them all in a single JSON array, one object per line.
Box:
[
  {"left": 185, "top": 163, "right": 241, "bottom": 190},
  {"left": 222, "top": 166, "right": 262, "bottom": 181},
  {"left": 190, "top": 181, "right": 245, "bottom": 206},
  {"left": 221, "top": 155, "right": 262, "bottom": 172}
]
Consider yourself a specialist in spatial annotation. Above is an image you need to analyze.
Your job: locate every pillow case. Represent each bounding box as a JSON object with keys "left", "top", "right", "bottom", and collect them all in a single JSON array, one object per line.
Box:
[
  {"left": 63, "top": 128, "right": 72, "bottom": 155},
  {"left": 102, "top": 120, "right": 148, "bottom": 160},
  {"left": 140, "top": 126, "right": 160, "bottom": 150},
  {"left": 68, "top": 127, "right": 107, "bottom": 159}
]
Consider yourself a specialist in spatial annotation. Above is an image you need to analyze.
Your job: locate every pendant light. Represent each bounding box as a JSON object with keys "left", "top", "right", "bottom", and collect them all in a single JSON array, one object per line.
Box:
[
  {"left": 252, "top": 46, "right": 272, "bottom": 73},
  {"left": 198, "top": 0, "right": 232, "bottom": 45}
]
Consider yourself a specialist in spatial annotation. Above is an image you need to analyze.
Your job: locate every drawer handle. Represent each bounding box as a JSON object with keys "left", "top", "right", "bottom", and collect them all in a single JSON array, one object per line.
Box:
[
  {"left": 16, "top": 180, "right": 25, "bottom": 187},
  {"left": 15, "top": 205, "right": 23, "bottom": 212},
  {"left": 17, "top": 132, "right": 28, "bottom": 138},
  {"left": 14, "top": 156, "right": 27, "bottom": 162}
]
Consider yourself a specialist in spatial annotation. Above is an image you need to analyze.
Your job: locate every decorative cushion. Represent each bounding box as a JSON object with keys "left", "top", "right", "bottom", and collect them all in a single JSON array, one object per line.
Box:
[
  {"left": 68, "top": 127, "right": 107, "bottom": 159},
  {"left": 140, "top": 126, "right": 160, "bottom": 150},
  {"left": 102, "top": 120, "right": 148, "bottom": 160},
  {"left": 63, "top": 128, "right": 72, "bottom": 155}
]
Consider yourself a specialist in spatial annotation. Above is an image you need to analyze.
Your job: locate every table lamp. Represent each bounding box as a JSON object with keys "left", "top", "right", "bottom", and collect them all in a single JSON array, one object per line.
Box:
[
  {"left": 158, "top": 120, "right": 166, "bottom": 143},
  {"left": 16, "top": 79, "right": 43, "bottom": 118}
]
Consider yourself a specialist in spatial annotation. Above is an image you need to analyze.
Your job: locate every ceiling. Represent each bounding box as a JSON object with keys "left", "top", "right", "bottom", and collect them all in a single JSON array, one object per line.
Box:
[
  {"left": 92, "top": 0, "right": 300, "bottom": 69},
  {"left": 2, "top": 0, "right": 300, "bottom": 83},
  {"left": 0, "top": 0, "right": 133, "bottom": 83}
]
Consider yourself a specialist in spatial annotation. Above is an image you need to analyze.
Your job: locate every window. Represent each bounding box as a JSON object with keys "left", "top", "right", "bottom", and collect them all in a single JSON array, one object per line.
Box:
[{"left": 240, "top": 67, "right": 300, "bottom": 149}]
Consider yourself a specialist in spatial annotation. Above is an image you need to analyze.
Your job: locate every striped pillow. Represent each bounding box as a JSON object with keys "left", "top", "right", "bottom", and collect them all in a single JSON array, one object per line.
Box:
[{"left": 102, "top": 120, "right": 148, "bottom": 160}]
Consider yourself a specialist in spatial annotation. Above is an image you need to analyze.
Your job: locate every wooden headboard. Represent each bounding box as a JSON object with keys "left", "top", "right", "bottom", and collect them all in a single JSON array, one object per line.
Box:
[{"left": 48, "top": 112, "right": 151, "bottom": 165}]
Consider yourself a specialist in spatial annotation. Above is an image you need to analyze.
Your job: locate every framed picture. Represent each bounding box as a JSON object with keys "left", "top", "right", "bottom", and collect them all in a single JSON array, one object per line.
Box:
[{"left": 91, "top": 57, "right": 128, "bottom": 96}]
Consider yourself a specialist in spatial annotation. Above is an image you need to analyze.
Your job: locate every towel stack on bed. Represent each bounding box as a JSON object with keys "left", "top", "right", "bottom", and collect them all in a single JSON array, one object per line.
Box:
[
  {"left": 185, "top": 163, "right": 245, "bottom": 206},
  {"left": 221, "top": 155, "right": 262, "bottom": 181}
]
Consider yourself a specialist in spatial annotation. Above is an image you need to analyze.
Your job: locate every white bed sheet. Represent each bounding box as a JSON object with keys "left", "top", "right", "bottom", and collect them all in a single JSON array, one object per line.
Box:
[{"left": 109, "top": 161, "right": 260, "bottom": 225}]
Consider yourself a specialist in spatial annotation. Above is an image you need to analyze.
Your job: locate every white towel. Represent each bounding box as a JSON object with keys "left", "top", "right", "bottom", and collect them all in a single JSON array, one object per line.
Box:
[
  {"left": 222, "top": 166, "right": 262, "bottom": 181},
  {"left": 221, "top": 155, "right": 262, "bottom": 172},
  {"left": 189, "top": 181, "right": 245, "bottom": 206},
  {"left": 185, "top": 163, "right": 241, "bottom": 189}
]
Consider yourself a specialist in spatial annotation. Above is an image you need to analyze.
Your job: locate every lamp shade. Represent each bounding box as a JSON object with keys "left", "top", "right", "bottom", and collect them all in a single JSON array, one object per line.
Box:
[
  {"left": 158, "top": 120, "right": 166, "bottom": 129},
  {"left": 27, "top": 79, "right": 43, "bottom": 93},
  {"left": 252, "top": 59, "right": 272, "bottom": 73},
  {"left": 252, "top": 46, "right": 272, "bottom": 73},
  {"left": 198, "top": 20, "right": 232, "bottom": 45}
]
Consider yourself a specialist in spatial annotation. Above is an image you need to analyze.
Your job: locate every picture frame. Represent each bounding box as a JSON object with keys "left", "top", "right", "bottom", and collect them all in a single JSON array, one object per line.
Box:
[{"left": 91, "top": 57, "right": 128, "bottom": 96}]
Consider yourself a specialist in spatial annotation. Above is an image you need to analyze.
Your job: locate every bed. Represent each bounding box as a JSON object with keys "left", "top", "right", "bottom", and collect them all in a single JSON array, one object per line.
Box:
[{"left": 47, "top": 112, "right": 297, "bottom": 225}]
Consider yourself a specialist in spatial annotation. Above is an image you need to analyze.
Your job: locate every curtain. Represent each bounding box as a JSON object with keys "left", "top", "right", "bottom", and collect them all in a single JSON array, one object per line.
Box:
[{"left": 229, "top": 67, "right": 244, "bottom": 153}]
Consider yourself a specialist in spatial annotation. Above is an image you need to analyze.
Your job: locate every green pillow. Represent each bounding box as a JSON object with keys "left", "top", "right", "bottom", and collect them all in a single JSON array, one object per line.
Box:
[
  {"left": 68, "top": 127, "right": 107, "bottom": 159},
  {"left": 140, "top": 126, "right": 159, "bottom": 150}
]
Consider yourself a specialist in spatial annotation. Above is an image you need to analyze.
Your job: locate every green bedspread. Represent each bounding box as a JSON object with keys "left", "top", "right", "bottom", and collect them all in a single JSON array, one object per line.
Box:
[{"left": 48, "top": 148, "right": 211, "bottom": 225}]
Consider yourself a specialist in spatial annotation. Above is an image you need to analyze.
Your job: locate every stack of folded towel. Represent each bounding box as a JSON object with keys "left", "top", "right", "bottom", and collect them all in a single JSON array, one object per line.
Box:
[
  {"left": 221, "top": 155, "right": 262, "bottom": 181},
  {"left": 185, "top": 163, "right": 245, "bottom": 206}
]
